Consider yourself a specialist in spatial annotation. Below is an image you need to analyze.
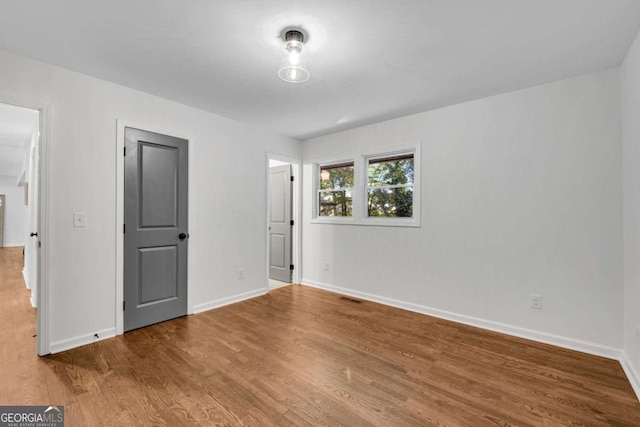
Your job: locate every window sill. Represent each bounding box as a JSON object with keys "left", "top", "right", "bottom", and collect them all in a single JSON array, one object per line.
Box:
[
  {"left": 310, "top": 217, "right": 355, "bottom": 226},
  {"left": 310, "top": 217, "right": 421, "bottom": 228}
]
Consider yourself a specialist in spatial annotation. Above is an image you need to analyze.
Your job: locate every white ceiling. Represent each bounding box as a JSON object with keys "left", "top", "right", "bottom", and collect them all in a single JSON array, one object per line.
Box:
[
  {"left": 0, "top": 103, "right": 39, "bottom": 179},
  {"left": 0, "top": 1, "right": 639, "bottom": 140}
]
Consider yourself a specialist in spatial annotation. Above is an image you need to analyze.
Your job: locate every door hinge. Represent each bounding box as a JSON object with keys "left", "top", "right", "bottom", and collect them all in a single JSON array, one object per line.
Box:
[
  {"left": 290, "top": 220, "right": 294, "bottom": 226},
  {"left": 38, "top": 241, "right": 41, "bottom": 248},
  {"left": 290, "top": 176, "right": 294, "bottom": 182},
  {"left": 123, "top": 224, "right": 126, "bottom": 234},
  {"left": 290, "top": 264, "right": 294, "bottom": 271},
  {"left": 123, "top": 301, "right": 125, "bottom": 311},
  {"left": 124, "top": 147, "right": 127, "bottom": 156}
]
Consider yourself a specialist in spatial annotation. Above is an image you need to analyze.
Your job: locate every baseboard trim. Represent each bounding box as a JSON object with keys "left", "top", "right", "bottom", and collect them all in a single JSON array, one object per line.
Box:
[
  {"left": 1, "top": 243, "right": 25, "bottom": 248},
  {"left": 49, "top": 290, "right": 267, "bottom": 354},
  {"left": 620, "top": 351, "right": 640, "bottom": 402},
  {"left": 193, "top": 288, "right": 267, "bottom": 314},
  {"left": 21, "top": 269, "right": 36, "bottom": 308},
  {"left": 50, "top": 328, "right": 117, "bottom": 354},
  {"left": 22, "top": 268, "right": 30, "bottom": 290},
  {"left": 301, "top": 278, "right": 622, "bottom": 360}
]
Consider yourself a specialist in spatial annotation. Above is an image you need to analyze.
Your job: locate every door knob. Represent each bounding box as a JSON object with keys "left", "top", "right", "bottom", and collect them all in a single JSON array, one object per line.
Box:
[
  {"left": 179, "top": 232, "right": 188, "bottom": 240},
  {"left": 30, "top": 232, "right": 38, "bottom": 237}
]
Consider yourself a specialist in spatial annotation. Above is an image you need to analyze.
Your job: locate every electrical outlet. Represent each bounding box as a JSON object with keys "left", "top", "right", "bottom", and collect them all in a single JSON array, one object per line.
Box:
[
  {"left": 323, "top": 262, "right": 330, "bottom": 271},
  {"left": 237, "top": 269, "right": 245, "bottom": 280},
  {"left": 530, "top": 294, "right": 542, "bottom": 310}
]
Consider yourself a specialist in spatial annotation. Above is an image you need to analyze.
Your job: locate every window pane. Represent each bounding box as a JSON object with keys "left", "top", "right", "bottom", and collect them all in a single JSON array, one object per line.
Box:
[
  {"left": 319, "top": 190, "right": 352, "bottom": 217},
  {"left": 368, "top": 155, "right": 414, "bottom": 187},
  {"left": 320, "top": 162, "right": 354, "bottom": 190},
  {"left": 368, "top": 187, "right": 413, "bottom": 217}
]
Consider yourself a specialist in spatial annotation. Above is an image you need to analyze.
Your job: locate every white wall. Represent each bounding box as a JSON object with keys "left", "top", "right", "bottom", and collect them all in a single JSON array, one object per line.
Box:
[
  {"left": 0, "top": 176, "right": 27, "bottom": 247},
  {"left": 302, "top": 69, "right": 622, "bottom": 355},
  {"left": 622, "top": 30, "right": 640, "bottom": 397},
  {"left": 0, "top": 49, "right": 300, "bottom": 351}
]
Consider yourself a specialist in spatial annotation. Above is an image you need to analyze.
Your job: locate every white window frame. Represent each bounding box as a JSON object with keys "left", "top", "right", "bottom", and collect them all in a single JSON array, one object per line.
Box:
[
  {"left": 311, "top": 142, "right": 421, "bottom": 227},
  {"left": 313, "top": 159, "right": 356, "bottom": 223},
  {"left": 360, "top": 145, "right": 420, "bottom": 227}
]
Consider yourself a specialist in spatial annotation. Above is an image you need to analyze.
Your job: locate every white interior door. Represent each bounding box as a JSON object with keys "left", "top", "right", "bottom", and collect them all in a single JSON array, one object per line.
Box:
[
  {"left": 25, "top": 127, "right": 40, "bottom": 308},
  {"left": 269, "top": 164, "right": 292, "bottom": 283}
]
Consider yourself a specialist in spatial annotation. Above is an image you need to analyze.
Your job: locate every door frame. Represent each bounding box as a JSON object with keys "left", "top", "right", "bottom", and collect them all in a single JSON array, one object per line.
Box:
[
  {"left": 0, "top": 91, "right": 51, "bottom": 356},
  {"left": 265, "top": 153, "right": 302, "bottom": 287},
  {"left": 115, "top": 120, "right": 194, "bottom": 335}
]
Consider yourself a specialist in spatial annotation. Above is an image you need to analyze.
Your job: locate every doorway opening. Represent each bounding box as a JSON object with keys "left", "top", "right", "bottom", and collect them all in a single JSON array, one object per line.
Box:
[
  {"left": 266, "top": 154, "right": 301, "bottom": 291},
  {"left": 0, "top": 100, "right": 45, "bottom": 355}
]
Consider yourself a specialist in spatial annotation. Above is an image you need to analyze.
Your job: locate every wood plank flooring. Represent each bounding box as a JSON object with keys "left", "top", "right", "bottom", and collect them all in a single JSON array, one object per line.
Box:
[{"left": 1, "top": 246, "right": 639, "bottom": 426}]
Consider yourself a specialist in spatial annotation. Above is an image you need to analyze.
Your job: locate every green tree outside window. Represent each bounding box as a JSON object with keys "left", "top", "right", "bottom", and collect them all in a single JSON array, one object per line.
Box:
[
  {"left": 367, "top": 155, "right": 414, "bottom": 217},
  {"left": 319, "top": 162, "right": 354, "bottom": 216}
]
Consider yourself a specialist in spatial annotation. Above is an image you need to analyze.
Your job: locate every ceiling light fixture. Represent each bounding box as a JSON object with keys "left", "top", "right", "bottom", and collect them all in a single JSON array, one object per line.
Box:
[{"left": 278, "top": 28, "right": 310, "bottom": 83}]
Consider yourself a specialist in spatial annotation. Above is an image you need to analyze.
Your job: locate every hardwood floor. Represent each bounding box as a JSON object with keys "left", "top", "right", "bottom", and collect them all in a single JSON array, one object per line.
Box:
[{"left": 1, "top": 246, "right": 639, "bottom": 426}]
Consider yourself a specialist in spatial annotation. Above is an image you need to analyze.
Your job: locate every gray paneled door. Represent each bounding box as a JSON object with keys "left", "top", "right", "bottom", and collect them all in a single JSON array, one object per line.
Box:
[
  {"left": 269, "top": 164, "right": 292, "bottom": 282},
  {"left": 124, "top": 127, "right": 188, "bottom": 332}
]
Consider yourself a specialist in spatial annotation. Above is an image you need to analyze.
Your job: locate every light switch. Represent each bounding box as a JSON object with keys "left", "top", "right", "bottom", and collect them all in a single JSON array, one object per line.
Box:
[{"left": 73, "top": 212, "right": 87, "bottom": 228}]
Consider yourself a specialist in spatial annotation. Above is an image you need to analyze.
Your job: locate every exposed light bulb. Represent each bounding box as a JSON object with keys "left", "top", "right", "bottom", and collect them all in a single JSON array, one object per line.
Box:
[
  {"left": 289, "top": 51, "right": 299, "bottom": 66},
  {"left": 278, "top": 29, "right": 310, "bottom": 83}
]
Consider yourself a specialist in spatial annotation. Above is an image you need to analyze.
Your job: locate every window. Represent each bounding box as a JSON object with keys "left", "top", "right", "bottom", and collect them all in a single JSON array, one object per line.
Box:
[
  {"left": 367, "top": 154, "right": 414, "bottom": 218},
  {"left": 312, "top": 143, "right": 420, "bottom": 227},
  {"left": 318, "top": 162, "right": 354, "bottom": 217}
]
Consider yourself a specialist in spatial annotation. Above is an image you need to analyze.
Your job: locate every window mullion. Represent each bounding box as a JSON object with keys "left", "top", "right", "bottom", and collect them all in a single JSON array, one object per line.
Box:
[{"left": 351, "top": 156, "right": 363, "bottom": 221}]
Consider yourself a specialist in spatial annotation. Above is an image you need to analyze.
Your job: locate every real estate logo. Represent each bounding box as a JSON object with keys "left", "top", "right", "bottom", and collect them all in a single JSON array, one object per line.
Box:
[{"left": 0, "top": 406, "right": 64, "bottom": 427}]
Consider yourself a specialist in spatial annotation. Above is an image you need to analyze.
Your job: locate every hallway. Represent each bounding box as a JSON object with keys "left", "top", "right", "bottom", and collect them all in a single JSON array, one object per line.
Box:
[{"left": 0, "top": 247, "right": 40, "bottom": 400}]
